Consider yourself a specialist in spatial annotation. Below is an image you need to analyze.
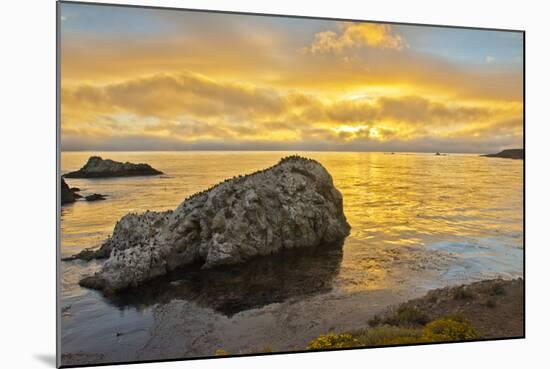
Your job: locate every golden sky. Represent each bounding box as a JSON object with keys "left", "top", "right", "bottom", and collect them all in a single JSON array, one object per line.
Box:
[{"left": 60, "top": 3, "right": 524, "bottom": 153}]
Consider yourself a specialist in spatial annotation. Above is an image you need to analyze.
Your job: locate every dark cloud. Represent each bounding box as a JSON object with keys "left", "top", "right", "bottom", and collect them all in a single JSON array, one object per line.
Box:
[{"left": 61, "top": 132, "right": 522, "bottom": 154}]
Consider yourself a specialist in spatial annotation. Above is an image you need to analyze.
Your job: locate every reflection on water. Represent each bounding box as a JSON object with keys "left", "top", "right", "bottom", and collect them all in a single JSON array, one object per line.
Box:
[
  {"left": 60, "top": 151, "right": 523, "bottom": 361},
  {"left": 106, "top": 242, "right": 343, "bottom": 317}
]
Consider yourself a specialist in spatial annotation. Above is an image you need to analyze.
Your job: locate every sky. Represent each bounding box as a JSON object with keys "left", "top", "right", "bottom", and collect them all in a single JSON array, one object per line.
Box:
[{"left": 60, "top": 2, "right": 524, "bottom": 153}]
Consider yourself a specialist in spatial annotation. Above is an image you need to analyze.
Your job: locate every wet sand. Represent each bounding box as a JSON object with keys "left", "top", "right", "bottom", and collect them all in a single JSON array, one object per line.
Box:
[{"left": 61, "top": 242, "right": 457, "bottom": 365}]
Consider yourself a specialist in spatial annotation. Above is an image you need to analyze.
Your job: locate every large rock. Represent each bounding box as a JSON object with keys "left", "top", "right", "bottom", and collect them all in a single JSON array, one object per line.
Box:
[
  {"left": 482, "top": 149, "right": 524, "bottom": 160},
  {"left": 64, "top": 156, "right": 163, "bottom": 178},
  {"left": 79, "top": 156, "right": 351, "bottom": 293}
]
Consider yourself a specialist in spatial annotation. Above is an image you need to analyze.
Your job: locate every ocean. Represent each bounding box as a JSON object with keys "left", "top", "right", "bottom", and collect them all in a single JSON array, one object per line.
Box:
[{"left": 60, "top": 151, "right": 523, "bottom": 363}]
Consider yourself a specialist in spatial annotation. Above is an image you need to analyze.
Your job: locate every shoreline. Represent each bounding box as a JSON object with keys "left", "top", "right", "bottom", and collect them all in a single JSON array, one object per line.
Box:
[
  {"left": 61, "top": 277, "right": 523, "bottom": 366},
  {"left": 305, "top": 278, "right": 523, "bottom": 351},
  {"left": 59, "top": 152, "right": 523, "bottom": 366}
]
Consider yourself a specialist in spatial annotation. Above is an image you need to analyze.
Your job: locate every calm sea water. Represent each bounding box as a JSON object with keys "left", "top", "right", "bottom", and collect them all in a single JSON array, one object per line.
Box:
[{"left": 60, "top": 151, "right": 523, "bottom": 363}]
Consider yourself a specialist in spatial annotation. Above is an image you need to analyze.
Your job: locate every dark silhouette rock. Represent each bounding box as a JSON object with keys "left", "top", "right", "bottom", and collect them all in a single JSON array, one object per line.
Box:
[
  {"left": 85, "top": 193, "right": 107, "bottom": 202},
  {"left": 64, "top": 156, "right": 163, "bottom": 178},
  {"left": 79, "top": 156, "right": 351, "bottom": 293},
  {"left": 62, "top": 242, "right": 112, "bottom": 262},
  {"left": 61, "top": 178, "right": 79, "bottom": 204},
  {"left": 482, "top": 149, "right": 524, "bottom": 160}
]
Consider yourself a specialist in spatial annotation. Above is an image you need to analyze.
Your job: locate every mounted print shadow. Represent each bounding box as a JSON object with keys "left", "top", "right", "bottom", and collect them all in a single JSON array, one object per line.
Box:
[{"left": 57, "top": 1, "right": 524, "bottom": 367}]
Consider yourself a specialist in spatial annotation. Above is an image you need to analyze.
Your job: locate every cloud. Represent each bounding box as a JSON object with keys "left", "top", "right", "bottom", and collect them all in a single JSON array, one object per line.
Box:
[
  {"left": 61, "top": 70, "right": 523, "bottom": 153},
  {"left": 306, "top": 22, "right": 406, "bottom": 54},
  {"left": 301, "top": 95, "right": 502, "bottom": 128},
  {"left": 61, "top": 72, "right": 287, "bottom": 128},
  {"left": 452, "top": 118, "right": 523, "bottom": 138},
  {"left": 485, "top": 56, "right": 495, "bottom": 63},
  {"left": 376, "top": 96, "right": 493, "bottom": 124},
  {"left": 61, "top": 131, "right": 522, "bottom": 154},
  {"left": 61, "top": 17, "right": 522, "bottom": 103},
  {"left": 62, "top": 74, "right": 507, "bottom": 131},
  {"left": 59, "top": 4, "right": 523, "bottom": 153}
]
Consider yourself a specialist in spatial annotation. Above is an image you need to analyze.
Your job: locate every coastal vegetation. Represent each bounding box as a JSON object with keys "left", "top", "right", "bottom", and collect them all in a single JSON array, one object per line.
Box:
[
  {"left": 307, "top": 278, "right": 522, "bottom": 350},
  {"left": 211, "top": 278, "right": 522, "bottom": 356},
  {"left": 307, "top": 315, "right": 478, "bottom": 349}
]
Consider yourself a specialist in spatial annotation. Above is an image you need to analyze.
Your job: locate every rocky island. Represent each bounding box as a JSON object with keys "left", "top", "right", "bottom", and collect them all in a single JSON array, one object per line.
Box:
[
  {"left": 78, "top": 156, "right": 351, "bottom": 293},
  {"left": 64, "top": 156, "right": 163, "bottom": 178},
  {"left": 482, "top": 148, "right": 524, "bottom": 160}
]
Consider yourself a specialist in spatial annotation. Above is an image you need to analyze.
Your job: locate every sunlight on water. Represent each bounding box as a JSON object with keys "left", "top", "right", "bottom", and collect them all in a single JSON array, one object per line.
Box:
[
  {"left": 61, "top": 151, "right": 523, "bottom": 276},
  {"left": 60, "top": 151, "right": 523, "bottom": 359}
]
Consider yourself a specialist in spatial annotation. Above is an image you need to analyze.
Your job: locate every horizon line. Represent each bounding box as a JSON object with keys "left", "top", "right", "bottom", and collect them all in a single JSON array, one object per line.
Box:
[{"left": 59, "top": 148, "right": 522, "bottom": 155}]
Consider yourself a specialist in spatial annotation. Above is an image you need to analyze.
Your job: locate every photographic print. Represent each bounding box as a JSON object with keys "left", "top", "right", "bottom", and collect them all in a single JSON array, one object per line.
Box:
[{"left": 58, "top": 1, "right": 524, "bottom": 366}]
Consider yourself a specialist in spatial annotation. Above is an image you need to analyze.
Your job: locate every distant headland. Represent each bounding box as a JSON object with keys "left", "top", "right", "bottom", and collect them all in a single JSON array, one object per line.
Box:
[{"left": 482, "top": 149, "right": 523, "bottom": 160}]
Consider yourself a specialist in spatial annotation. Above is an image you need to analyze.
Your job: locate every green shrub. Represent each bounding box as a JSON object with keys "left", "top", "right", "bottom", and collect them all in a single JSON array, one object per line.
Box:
[
  {"left": 354, "top": 325, "right": 423, "bottom": 346},
  {"left": 307, "top": 316, "right": 479, "bottom": 351},
  {"left": 427, "top": 294, "right": 438, "bottom": 304},
  {"left": 248, "top": 345, "right": 273, "bottom": 354},
  {"left": 261, "top": 345, "right": 273, "bottom": 353},
  {"left": 368, "top": 315, "right": 383, "bottom": 327},
  {"left": 388, "top": 306, "right": 430, "bottom": 326},
  {"left": 452, "top": 287, "right": 475, "bottom": 300},
  {"left": 490, "top": 283, "right": 506, "bottom": 296},
  {"left": 380, "top": 335, "right": 427, "bottom": 345},
  {"left": 423, "top": 316, "right": 479, "bottom": 341},
  {"left": 369, "top": 305, "right": 429, "bottom": 328},
  {"left": 307, "top": 333, "right": 361, "bottom": 350}
]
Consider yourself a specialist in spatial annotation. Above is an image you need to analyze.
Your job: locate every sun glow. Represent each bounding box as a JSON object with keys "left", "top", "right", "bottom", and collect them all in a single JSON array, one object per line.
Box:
[
  {"left": 60, "top": 3, "right": 523, "bottom": 153},
  {"left": 369, "top": 127, "right": 381, "bottom": 139},
  {"left": 334, "top": 124, "right": 369, "bottom": 133}
]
